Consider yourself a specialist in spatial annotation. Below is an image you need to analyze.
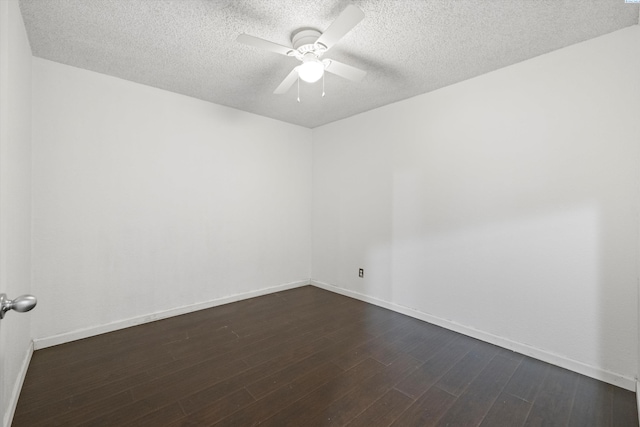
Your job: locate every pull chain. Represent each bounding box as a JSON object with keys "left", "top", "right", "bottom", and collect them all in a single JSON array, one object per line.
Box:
[
  {"left": 297, "top": 76, "right": 300, "bottom": 103},
  {"left": 322, "top": 72, "right": 325, "bottom": 97}
]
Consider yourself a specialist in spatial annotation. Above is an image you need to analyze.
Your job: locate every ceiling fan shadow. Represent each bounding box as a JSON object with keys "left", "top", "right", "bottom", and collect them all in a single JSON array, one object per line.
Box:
[
  {"left": 323, "top": 0, "right": 356, "bottom": 22},
  {"left": 225, "top": 3, "right": 287, "bottom": 28},
  {"left": 336, "top": 50, "right": 409, "bottom": 82}
]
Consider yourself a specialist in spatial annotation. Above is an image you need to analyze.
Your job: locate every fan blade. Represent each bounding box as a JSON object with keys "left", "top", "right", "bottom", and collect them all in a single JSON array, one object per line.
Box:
[
  {"left": 323, "top": 60, "right": 366, "bottom": 82},
  {"left": 274, "top": 68, "right": 299, "bottom": 94},
  {"left": 237, "top": 33, "right": 294, "bottom": 56},
  {"left": 316, "top": 5, "right": 364, "bottom": 51}
]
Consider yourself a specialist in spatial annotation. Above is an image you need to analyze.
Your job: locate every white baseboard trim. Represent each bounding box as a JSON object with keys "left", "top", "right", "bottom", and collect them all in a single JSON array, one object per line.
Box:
[
  {"left": 637, "top": 381, "right": 640, "bottom": 422},
  {"left": 34, "top": 280, "right": 310, "bottom": 350},
  {"left": 311, "top": 279, "right": 636, "bottom": 392},
  {"left": 3, "top": 340, "right": 33, "bottom": 427}
]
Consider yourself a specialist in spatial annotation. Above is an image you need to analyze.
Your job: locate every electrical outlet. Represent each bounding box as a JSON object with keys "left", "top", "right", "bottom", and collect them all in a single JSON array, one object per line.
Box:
[{"left": 358, "top": 268, "right": 364, "bottom": 278}]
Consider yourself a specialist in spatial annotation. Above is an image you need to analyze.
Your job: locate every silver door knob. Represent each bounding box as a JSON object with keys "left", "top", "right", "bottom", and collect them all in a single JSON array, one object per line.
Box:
[{"left": 0, "top": 293, "right": 37, "bottom": 319}]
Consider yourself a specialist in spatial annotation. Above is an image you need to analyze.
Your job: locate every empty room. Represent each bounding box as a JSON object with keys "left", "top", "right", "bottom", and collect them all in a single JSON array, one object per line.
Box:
[{"left": 1, "top": 0, "right": 639, "bottom": 426}]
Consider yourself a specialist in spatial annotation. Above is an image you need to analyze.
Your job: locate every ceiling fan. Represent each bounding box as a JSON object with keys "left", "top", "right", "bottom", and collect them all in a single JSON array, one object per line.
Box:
[{"left": 236, "top": 4, "right": 367, "bottom": 95}]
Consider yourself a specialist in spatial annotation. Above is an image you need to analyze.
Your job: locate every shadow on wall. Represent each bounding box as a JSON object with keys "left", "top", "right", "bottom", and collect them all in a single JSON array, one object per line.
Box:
[
  {"left": 355, "top": 145, "right": 638, "bottom": 385},
  {"left": 356, "top": 163, "right": 636, "bottom": 385}
]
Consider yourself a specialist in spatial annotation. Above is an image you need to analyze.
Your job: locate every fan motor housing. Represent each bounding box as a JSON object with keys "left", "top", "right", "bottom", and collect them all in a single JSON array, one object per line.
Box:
[{"left": 291, "top": 29, "right": 323, "bottom": 52}]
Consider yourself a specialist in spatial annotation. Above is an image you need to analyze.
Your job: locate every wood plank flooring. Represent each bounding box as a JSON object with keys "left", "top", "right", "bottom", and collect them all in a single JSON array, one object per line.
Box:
[{"left": 13, "top": 286, "right": 638, "bottom": 426}]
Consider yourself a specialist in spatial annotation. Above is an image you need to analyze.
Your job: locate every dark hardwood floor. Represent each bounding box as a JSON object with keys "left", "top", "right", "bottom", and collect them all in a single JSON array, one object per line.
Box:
[{"left": 13, "top": 286, "right": 638, "bottom": 426}]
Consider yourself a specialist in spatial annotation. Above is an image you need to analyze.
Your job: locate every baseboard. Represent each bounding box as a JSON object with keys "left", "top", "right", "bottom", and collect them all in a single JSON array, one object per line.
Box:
[
  {"left": 311, "top": 279, "right": 636, "bottom": 392},
  {"left": 3, "top": 340, "right": 33, "bottom": 427},
  {"left": 34, "top": 280, "right": 309, "bottom": 350},
  {"left": 637, "top": 381, "right": 640, "bottom": 422}
]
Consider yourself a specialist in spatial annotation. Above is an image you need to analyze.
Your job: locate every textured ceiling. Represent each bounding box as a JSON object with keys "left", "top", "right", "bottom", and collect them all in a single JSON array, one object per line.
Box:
[{"left": 19, "top": 0, "right": 639, "bottom": 128}]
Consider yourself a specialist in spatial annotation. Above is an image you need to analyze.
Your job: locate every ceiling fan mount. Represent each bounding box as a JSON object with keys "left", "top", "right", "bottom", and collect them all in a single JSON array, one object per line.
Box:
[
  {"left": 289, "top": 29, "right": 326, "bottom": 57},
  {"left": 237, "top": 4, "right": 367, "bottom": 94}
]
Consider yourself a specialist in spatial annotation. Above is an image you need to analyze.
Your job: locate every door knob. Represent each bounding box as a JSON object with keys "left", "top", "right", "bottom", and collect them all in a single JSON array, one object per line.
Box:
[{"left": 0, "top": 293, "right": 37, "bottom": 319}]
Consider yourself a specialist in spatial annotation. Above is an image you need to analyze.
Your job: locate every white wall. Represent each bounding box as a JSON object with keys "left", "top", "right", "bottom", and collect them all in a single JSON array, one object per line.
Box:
[
  {"left": 31, "top": 58, "right": 312, "bottom": 342},
  {"left": 312, "top": 26, "right": 640, "bottom": 389},
  {"left": 0, "top": 1, "right": 33, "bottom": 425}
]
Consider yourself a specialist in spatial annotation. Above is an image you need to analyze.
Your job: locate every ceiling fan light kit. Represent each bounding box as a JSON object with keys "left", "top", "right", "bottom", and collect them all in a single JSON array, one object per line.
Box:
[
  {"left": 237, "top": 4, "right": 367, "bottom": 98},
  {"left": 298, "top": 54, "right": 325, "bottom": 83}
]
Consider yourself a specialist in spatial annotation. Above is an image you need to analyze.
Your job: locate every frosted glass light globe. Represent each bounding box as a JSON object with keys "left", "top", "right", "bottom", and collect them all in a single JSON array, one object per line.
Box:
[{"left": 298, "top": 59, "right": 324, "bottom": 83}]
